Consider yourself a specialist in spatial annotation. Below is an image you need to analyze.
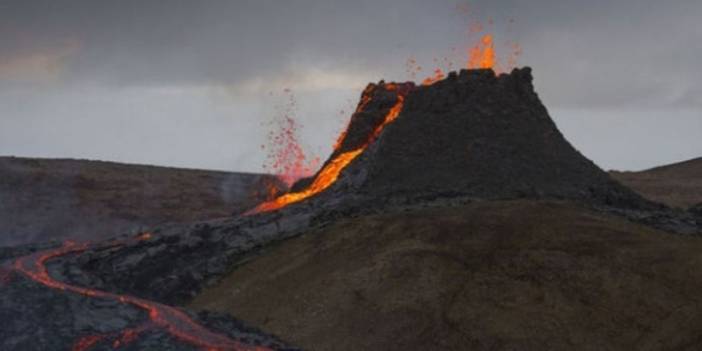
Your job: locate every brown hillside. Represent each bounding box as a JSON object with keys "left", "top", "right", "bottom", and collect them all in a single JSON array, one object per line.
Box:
[
  {"left": 610, "top": 157, "right": 702, "bottom": 209},
  {"left": 0, "top": 157, "right": 284, "bottom": 246},
  {"left": 191, "top": 200, "right": 702, "bottom": 351}
]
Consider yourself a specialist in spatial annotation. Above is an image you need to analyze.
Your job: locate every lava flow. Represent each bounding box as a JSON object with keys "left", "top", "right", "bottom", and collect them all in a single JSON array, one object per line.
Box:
[
  {"left": 10, "top": 236, "right": 270, "bottom": 351},
  {"left": 248, "top": 85, "right": 407, "bottom": 214}
]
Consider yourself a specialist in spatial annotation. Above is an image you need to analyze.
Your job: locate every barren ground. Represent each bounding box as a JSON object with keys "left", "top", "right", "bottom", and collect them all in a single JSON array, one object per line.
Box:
[
  {"left": 192, "top": 200, "right": 702, "bottom": 351},
  {"left": 610, "top": 157, "right": 702, "bottom": 209},
  {"left": 0, "top": 157, "right": 282, "bottom": 245}
]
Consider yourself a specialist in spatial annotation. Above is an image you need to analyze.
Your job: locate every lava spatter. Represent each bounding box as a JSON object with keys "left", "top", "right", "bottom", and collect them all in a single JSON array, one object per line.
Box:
[
  {"left": 248, "top": 84, "right": 410, "bottom": 214},
  {"left": 11, "top": 235, "right": 270, "bottom": 351},
  {"left": 262, "top": 89, "right": 320, "bottom": 187}
]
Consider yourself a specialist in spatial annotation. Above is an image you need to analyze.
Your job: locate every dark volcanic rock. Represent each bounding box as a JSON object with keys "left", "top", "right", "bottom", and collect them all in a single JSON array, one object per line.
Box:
[
  {"left": 0, "top": 243, "right": 300, "bottom": 351},
  {"left": 691, "top": 203, "right": 702, "bottom": 216},
  {"left": 0, "top": 274, "right": 287, "bottom": 351},
  {"left": 691, "top": 203, "right": 702, "bottom": 226},
  {"left": 330, "top": 68, "right": 654, "bottom": 209}
]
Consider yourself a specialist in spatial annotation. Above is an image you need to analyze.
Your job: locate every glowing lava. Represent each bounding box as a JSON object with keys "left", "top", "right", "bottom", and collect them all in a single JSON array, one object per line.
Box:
[
  {"left": 421, "top": 68, "right": 446, "bottom": 86},
  {"left": 418, "top": 17, "right": 522, "bottom": 85},
  {"left": 248, "top": 86, "right": 407, "bottom": 214},
  {"left": 468, "top": 34, "right": 496, "bottom": 69},
  {"left": 10, "top": 236, "right": 270, "bottom": 351}
]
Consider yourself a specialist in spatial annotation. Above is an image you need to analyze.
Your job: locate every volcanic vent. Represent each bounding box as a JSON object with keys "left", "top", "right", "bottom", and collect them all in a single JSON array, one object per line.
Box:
[{"left": 254, "top": 67, "right": 651, "bottom": 213}]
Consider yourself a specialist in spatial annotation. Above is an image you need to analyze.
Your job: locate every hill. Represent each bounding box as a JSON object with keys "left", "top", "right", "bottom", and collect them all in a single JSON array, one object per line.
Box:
[
  {"left": 610, "top": 157, "right": 702, "bottom": 209},
  {"left": 0, "top": 157, "right": 284, "bottom": 246},
  {"left": 191, "top": 200, "right": 702, "bottom": 351}
]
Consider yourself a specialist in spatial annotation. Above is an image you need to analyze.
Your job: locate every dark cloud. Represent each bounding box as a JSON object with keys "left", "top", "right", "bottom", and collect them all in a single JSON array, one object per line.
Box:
[
  {"left": 2, "top": 0, "right": 700, "bottom": 106},
  {"left": 0, "top": 1, "right": 700, "bottom": 171}
]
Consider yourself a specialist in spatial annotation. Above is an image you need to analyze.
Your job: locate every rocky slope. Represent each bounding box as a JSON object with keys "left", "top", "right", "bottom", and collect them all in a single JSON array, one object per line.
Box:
[
  {"left": 0, "top": 157, "right": 284, "bottom": 246},
  {"left": 610, "top": 157, "right": 702, "bottom": 209}
]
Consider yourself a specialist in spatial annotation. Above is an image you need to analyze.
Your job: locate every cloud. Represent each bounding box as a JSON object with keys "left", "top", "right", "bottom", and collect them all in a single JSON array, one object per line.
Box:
[
  {"left": 229, "top": 68, "right": 378, "bottom": 95},
  {"left": 0, "top": 39, "right": 80, "bottom": 82}
]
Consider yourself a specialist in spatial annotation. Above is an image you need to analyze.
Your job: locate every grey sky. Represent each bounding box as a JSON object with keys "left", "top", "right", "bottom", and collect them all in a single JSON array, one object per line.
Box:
[{"left": 1, "top": 0, "right": 700, "bottom": 172}]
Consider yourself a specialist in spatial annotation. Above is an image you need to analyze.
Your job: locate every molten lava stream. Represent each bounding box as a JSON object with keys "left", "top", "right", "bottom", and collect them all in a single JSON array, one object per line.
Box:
[
  {"left": 10, "top": 238, "right": 270, "bottom": 351},
  {"left": 248, "top": 90, "right": 407, "bottom": 214}
]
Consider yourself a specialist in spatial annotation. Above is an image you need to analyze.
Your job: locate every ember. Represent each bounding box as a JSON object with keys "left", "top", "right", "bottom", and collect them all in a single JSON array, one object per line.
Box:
[{"left": 262, "top": 89, "right": 320, "bottom": 187}]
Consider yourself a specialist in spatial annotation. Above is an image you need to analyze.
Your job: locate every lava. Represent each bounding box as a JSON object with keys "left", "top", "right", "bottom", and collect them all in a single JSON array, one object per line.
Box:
[
  {"left": 73, "top": 334, "right": 105, "bottom": 351},
  {"left": 250, "top": 148, "right": 363, "bottom": 213},
  {"left": 248, "top": 85, "right": 408, "bottom": 214},
  {"left": 262, "top": 89, "right": 320, "bottom": 187},
  {"left": 10, "top": 236, "right": 270, "bottom": 351},
  {"left": 421, "top": 68, "right": 446, "bottom": 86},
  {"left": 333, "top": 87, "right": 374, "bottom": 152},
  {"left": 468, "top": 34, "right": 496, "bottom": 70},
  {"left": 417, "top": 16, "right": 522, "bottom": 85}
]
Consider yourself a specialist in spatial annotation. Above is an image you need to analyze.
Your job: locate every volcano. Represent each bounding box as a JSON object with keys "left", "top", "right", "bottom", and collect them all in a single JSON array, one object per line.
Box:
[
  {"left": 2, "top": 68, "right": 700, "bottom": 351},
  {"left": 253, "top": 68, "right": 655, "bottom": 215}
]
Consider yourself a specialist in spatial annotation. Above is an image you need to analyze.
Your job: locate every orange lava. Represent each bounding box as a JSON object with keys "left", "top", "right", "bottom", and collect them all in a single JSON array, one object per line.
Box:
[
  {"left": 468, "top": 34, "right": 496, "bottom": 69},
  {"left": 248, "top": 87, "right": 407, "bottom": 214},
  {"left": 250, "top": 148, "right": 363, "bottom": 213},
  {"left": 135, "top": 232, "right": 152, "bottom": 241},
  {"left": 12, "top": 236, "right": 269, "bottom": 351},
  {"left": 421, "top": 68, "right": 446, "bottom": 86},
  {"left": 417, "top": 16, "right": 522, "bottom": 85}
]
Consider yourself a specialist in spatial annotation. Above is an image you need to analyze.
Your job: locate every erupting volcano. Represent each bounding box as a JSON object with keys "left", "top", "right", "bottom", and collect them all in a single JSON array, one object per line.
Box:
[
  {"left": 249, "top": 28, "right": 528, "bottom": 215},
  {"left": 3, "top": 58, "right": 681, "bottom": 351},
  {"left": 248, "top": 64, "right": 653, "bottom": 218},
  {"left": 4, "top": 13, "right": 700, "bottom": 351}
]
